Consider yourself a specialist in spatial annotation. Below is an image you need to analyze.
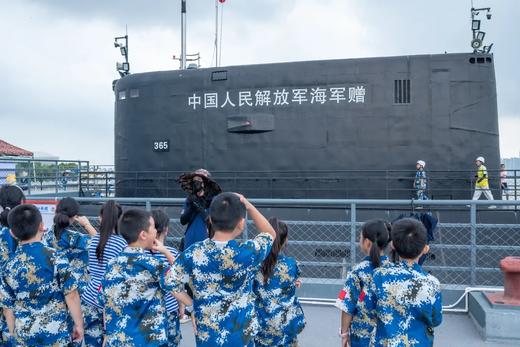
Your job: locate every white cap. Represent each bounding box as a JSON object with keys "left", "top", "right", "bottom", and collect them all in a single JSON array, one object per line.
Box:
[
  {"left": 417, "top": 160, "right": 426, "bottom": 168},
  {"left": 476, "top": 156, "right": 485, "bottom": 163},
  {"left": 193, "top": 168, "right": 211, "bottom": 178}
]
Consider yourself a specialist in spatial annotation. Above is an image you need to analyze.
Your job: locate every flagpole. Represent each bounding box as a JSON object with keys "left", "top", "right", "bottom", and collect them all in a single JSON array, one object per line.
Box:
[
  {"left": 218, "top": 3, "right": 223, "bottom": 66},
  {"left": 215, "top": 0, "right": 219, "bottom": 67}
]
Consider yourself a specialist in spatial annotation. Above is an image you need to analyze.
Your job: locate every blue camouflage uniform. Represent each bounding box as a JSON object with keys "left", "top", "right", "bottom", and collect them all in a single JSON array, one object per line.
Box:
[
  {"left": 253, "top": 254, "right": 306, "bottom": 347},
  {"left": 43, "top": 228, "right": 91, "bottom": 295},
  {"left": 148, "top": 246, "right": 182, "bottom": 347},
  {"left": 414, "top": 170, "right": 428, "bottom": 200},
  {"left": 0, "top": 242, "right": 79, "bottom": 346},
  {"left": 335, "top": 255, "right": 390, "bottom": 347},
  {"left": 367, "top": 261, "right": 443, "bottom": 347},
  {"left": 0, "top": 226, "right": 17, "bottom": 266},
  {"left": 101, "top": 246, "right": 174, "bottom": 347},
  {"left": 0, "top": 226, "right": 17, "bottom": 346},
  {"left": 168, "top": 233, "right": 274, "bottom": 347}
]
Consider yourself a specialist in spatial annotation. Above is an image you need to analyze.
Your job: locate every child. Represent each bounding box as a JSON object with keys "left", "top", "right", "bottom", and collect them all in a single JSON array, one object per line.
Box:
[
  {"left": 0, "top": 204, "right": 84, "bottom": 345},
  {"left": 0, "top": 185, "right": 25, "bottom": 266},
  {"left": 369, "top": 218, "right": 442, "bottom": 346},
  {"left": 149, "top": 209, "right": 182, "bottom": 346},
  {"left": 81, "top": 201, "right": 126, "bottom": 347},
  {"left": 0, "top": 184, "right": 25, "bottom": 346},
  {"left": 168, "top": 192, "right": 276, "bottom": 347},
  {"left": 0, "top": 184, "right": 25, "bottom": 265},
  {"left": 101, "top": 209, "right": 182, "bottom": 346},
  {"left": 253, "top": 217, "right": 305, "bottom": 347},
  {"left": 335, "top": 219, "right": 391, "bottom": 347},
  {"left": 44, "top": 197, "right": 97, "bottom": 294}
]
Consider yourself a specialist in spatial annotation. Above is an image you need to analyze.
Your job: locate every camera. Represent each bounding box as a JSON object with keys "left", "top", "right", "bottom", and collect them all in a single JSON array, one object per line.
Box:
[
  {"left": 486, "top": 13, "right": 491, "bottom": 19},
  {"left": 191, "top": 180, "right": 204, "bottom": 193}
]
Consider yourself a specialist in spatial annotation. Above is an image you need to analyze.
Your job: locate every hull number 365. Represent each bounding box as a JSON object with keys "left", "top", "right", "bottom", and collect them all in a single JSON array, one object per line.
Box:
[{"left": 153, "top": 140, "right": 170, "bottom": 152}]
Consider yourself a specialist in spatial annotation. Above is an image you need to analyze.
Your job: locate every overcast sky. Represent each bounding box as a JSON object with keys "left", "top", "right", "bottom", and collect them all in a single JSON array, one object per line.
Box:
[{"left": 0, "top": 0, "right": 518, "bottom": 165}]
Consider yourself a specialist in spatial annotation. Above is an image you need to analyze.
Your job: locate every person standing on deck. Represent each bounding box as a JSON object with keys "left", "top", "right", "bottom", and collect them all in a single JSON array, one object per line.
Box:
[
  {"left": 472, "top": 156, "right": 496, "bottom": 208},
  {"left": 500, "top": 163, "right": 509, "bottom": 200},
  {"left": 178, "top": 169, "right": 221, "bottom": 250},
  {"left": 414, "top": 160, "right": 428, "bottom": 200}
]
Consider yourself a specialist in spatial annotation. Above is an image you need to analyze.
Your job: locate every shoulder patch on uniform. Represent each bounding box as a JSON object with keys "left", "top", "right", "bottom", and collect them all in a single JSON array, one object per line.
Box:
[{"left": 359, "top": 290, "right": 366, "bottom": 302}]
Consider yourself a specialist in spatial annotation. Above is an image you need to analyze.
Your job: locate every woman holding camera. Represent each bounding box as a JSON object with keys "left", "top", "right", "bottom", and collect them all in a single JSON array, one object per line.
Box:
[{"left": 179, "top": 169, "right": 221, "bottom": 251}]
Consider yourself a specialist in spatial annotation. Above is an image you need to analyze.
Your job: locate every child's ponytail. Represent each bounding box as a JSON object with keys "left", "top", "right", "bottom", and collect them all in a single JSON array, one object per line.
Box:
[
  {"left": 96, "top": 200, "right": 122, "bottom": 261},
  {"left": 53, "top": 197, "right": 80, "bottom": 239},
  {"left": 261, "top": 217, "right": 289, "bottom": 284},
  {"left": 369, "top": 239, "right": 382, "bottom": 268},
  {"left": 361, "top": 219, "right": 391, "bottom": 268},
  {"left": 53, "top": 213, "right": 71, "bottom": 240}
]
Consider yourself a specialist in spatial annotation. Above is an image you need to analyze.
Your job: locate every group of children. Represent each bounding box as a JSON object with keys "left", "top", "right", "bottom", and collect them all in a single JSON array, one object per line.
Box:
[
  {"left": 0, "top": 187, "right": 306, "bottom": 346},
  {"left": 335, "top": 218, "right": 442, "bottom": 346},
  {"left": 0, "top": 183, "right": 442, "bottom": 347}
]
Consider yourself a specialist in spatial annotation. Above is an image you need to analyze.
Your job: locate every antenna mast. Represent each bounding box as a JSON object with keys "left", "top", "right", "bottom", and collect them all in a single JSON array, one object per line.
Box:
[
  {"left": 214, "top": 0, "right": 219, "bottom": 67},
  {"left": 181, "top": 0, "right": 187, "bottom": 69}
]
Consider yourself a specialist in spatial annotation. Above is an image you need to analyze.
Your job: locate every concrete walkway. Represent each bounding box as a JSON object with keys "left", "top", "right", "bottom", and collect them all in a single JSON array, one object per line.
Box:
[{"left": 178, "top": 304, "right": 518, "bottom": 346}]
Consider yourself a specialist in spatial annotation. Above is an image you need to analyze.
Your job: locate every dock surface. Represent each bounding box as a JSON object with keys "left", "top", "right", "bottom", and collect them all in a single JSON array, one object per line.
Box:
[{"left": 178, "top": 304, "right": 518, "bottom": 346}]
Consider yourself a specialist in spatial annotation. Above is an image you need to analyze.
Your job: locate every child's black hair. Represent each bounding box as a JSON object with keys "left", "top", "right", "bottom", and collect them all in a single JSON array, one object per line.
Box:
[
  {"left": 53, "top": 197, "right": 80, "bottom": 240},
  {"left": 361, "top": 219, "right": 391, "bottom": 268},
  {"left": 8, "top": 204, "right": 42, "bottom": 241},
  {"left": 209, "top": 192, "right": 246, "bottom": 232},
  {"left": 261, "top": 217, "right": 289, "bottom": 284},
  {"left": 0, "top": 185, "right": 26, "bottom": 227},
  {"left": 391, "top": 218, "right": 428, "bottom": 260},
  {"left": 151, "top": 209, "right": 170, "bottom": 237},
  {"left": 118, "top": 209, "right": 152, "bottom": 244},
  {"left": 96, "top": 200, "right": 123, "bottom": 261}
]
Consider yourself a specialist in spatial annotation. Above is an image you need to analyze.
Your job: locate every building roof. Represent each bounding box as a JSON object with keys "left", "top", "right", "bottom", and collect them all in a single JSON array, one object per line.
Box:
[{"left": 0, "top": 139, "right": 33, "bottom": 157}]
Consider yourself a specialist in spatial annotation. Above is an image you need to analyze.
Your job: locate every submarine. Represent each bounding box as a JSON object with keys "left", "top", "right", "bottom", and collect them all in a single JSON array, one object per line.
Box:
[{"left": 114, "top": 53, "right": 500, "bottom": 199}]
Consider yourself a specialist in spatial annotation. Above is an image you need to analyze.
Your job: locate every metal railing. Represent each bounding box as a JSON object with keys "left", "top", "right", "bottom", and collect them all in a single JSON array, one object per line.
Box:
[
  {"left": 3, "top": 163, "right": 518, "bottom": 201},
  {"left": 79, "top": 171, "right": 115, "bottom": 197},
  {"left": 28, "top": 196, "right": 520, "bottom": 290},
  {"left": 77, "top": 169, "right": 520, "bottom": 201},
  {"left": 0, "top": 158, "right": 89, "bottom": 195}
]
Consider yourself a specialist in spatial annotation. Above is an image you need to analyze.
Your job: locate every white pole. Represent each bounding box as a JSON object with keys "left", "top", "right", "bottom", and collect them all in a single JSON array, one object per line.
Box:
[
  {"left": 218, "top": 4, "right": 223, "bottom": 66},
  {"left": 215, "top": 0, "right": 219, "bottom": 67},
  {"left": 181, "top": 0, "right": 187, "bottom": 69}
]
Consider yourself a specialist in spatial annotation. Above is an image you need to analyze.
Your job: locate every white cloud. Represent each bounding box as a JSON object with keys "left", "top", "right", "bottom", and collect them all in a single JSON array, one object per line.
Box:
[
  {"left": 0, "top": 0, "right": 518, "bottom": 165},
  {"left": 218, "top": 0, "right": 370, "bottom": 65},
  {"left": 499, "top": 115, "right": 520, "bottom": 158}
]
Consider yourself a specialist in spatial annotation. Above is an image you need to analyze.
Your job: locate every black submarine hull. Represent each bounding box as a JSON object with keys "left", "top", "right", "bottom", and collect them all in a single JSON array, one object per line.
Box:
[{"left": 114, "top": 53, "right": 500, "bottom": 199}]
